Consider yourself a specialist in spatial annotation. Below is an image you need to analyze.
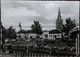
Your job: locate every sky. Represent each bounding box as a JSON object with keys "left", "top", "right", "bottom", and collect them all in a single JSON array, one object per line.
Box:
[{"left": 1, "top": 1, "right": 79, "bottom": 31}]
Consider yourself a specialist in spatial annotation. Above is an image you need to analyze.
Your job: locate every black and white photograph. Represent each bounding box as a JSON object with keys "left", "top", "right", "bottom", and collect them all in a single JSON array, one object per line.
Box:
[{"left": 0, "top": 1, "right": 79, "bottom": 57}]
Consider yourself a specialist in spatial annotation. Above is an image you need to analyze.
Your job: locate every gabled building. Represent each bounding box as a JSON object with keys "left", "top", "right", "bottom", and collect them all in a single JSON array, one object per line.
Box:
[
  {"left": 49, "top": 29, "right": 61, "bottom": 39},
  {"left": 17, "top": 30, "right": 36, "bottom": 40},
  {"left": 17, "top": 29, "right": 61, "bottom": 41},
  {"left": 42, "top": 29, "right": 61, "bottom": 40}
]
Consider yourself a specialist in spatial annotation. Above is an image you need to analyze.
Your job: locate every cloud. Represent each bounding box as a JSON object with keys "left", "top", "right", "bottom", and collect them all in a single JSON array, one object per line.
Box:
[
  {"left": 3, "top": 7, "right": 40, "bottom": 17},
  {"left": 1, "top": 1, "right": 79, "bottom": 31},
  {"left": 45, "top": 2, "right": 59, "bottom": 9}
]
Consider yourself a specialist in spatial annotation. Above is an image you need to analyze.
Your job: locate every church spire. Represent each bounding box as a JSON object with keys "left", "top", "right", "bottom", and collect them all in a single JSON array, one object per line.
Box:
[
  {"left": 56, "top": 8, "right": 63, "bottom": 30},
  {"left": 57, "top": 8, "right": 61, "bottom": 20}
]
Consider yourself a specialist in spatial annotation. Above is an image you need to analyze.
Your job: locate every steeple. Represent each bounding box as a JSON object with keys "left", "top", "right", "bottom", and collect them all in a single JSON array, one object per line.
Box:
[
  {"left": 56, "top": 8, "right": 63, "bottom": 30},
  {"left": 57, "top": 8, "right": 61, "bottom": 20}
]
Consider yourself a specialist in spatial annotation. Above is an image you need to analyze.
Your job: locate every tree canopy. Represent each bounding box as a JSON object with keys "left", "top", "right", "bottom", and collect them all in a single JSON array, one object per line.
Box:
[
  {"left": 63, "top": 17, "right": 76, "bottom": 34},
  {"left": 62, "top": 17, "right": 76, "bottom": 45},
  {"left": 2, "top": 25, "right": 6, "bottom": 44},
  {"left": 31, "top": 20, "right": 43, "bottom": 35},
  {"left": 7, "top": 26, "right": 16, "bottom": 39}
]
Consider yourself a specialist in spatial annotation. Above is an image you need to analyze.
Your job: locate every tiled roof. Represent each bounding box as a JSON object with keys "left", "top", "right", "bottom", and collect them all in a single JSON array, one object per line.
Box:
[{"left": 17, "top": 29, "right": 61, "bottom": 34}]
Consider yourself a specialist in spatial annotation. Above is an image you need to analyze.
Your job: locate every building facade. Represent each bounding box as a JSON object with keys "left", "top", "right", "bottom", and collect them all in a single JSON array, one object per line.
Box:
[{"left": 17, "top": 30, "right": 61, "bottom": 41}]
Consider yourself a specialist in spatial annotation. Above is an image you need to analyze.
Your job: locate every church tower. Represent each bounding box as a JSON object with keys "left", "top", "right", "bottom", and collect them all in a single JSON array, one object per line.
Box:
[{"left": 56, "top": 9, "right": 63, "bottom": 30}]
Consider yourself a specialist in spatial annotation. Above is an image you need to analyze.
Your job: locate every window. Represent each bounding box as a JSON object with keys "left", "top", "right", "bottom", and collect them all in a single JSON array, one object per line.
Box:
[
  {"left": 30, "top": 36, "right": 32, "bottom": 39},
  {"left": 55, "top": 35, "right": 56, "bottom": 38},
  {"left": 19, "top": 35, "right": 21, "bottom": 38},
  {"left": 25, "top": 36, "right": 26, "bottom": 38},
  {"left": 51, "top": 35, "right": 52, "bottom": 37},
  {"left": 49, "top": 35, "right": 50, "bottom": 37},
  {"left": 45, "top": 34, "right": 48, "bottom": 38}
]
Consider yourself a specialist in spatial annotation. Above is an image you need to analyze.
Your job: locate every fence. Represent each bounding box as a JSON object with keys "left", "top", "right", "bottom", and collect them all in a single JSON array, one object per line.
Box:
[
  {"left": 11, "top": 50, "right": 76, "bottom": 57},
  {"left": 2, "top": 45, "right": 77, "bottom": 57}
]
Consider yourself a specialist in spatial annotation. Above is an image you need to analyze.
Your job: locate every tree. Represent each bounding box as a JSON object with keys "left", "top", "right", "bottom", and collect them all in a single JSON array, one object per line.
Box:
[
  {"left": 7, "top": 26, "right": 16, "bottom": 40},
  {"left": 63, "top": 17, "right": 76, "bottom": 34},
  {"left": 2, "top": 26, "right": 6, "bottom": 44},
  {"left": 31, "top": 20, "right": 43, "bottom": 44},
  {"left": 31, "top": 20, "right": 43, "bottom": 35},
  {"left": 62, "top": 17, "right": 76, "bottom": 45}
]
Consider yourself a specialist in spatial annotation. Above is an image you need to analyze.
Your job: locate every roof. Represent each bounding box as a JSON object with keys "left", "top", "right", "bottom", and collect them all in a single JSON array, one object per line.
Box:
[
  {"left": 17, "top": 29, "right": 61, "bottom": 34},
  {"left": 17, "top": 29, "right": 26, "bottom": 34},
  {"left": 49, "top": 29, "right": 61, "bottom": 34},
  {"left": 17, "top": 30, "right": 34, "bottom": 34},
  {"left": 43, "top": 30, "right": 48, "bottom": 32}
]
